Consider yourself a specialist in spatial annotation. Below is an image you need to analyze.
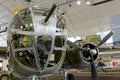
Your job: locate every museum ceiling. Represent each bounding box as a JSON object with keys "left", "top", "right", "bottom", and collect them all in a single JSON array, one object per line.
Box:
[{"left": 0, "top": 0, "right": 120, "bottom": 38}]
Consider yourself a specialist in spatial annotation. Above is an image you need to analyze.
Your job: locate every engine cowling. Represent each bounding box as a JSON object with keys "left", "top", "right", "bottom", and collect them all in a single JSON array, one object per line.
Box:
[{"left": 80, "top": 43, "right": 99, "bottom": 64}]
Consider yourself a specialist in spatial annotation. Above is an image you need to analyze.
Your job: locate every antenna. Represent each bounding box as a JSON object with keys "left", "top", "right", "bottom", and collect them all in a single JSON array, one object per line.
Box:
[{"left": 24, "top": 0, "right": 32, "bottom": 7}]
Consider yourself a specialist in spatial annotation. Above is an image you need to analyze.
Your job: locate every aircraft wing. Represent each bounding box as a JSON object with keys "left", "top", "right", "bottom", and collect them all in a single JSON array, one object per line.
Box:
[
  {"left": 96, "top": 48, "right": 120, "bottom": 72},
  {"left": 0, "top": 30, "right": 7, "bottom": 59},
  {"left": 0, "top": 46, "right": 7, "bottom": 53}
]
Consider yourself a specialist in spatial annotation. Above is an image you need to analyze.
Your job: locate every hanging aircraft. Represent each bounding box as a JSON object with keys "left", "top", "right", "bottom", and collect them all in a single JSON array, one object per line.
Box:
[{"left": 0, "top": 0, "right": 114, "bottom": 80}]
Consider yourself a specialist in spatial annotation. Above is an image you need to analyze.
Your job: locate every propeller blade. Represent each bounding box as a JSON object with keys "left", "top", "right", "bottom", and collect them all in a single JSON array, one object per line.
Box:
[
  {"left": 90, "top": 55, "right": 99, "bottom": 80},
  {"left": 66, "top": 40, "right": 82, "bottom": 50},
  {"left": 98, "top": 31, "right": 114, "bottom": 46}
]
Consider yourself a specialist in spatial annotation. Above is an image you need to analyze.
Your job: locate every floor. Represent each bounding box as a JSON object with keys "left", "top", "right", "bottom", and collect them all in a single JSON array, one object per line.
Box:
[{"left": 41, "top": 72, "right": 120, "bottom": 80}]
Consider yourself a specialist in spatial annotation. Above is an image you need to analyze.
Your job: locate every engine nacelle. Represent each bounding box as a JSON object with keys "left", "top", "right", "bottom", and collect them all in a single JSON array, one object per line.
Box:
[{"left": 80, "top": 43, "right": 99, "bottom": 64}]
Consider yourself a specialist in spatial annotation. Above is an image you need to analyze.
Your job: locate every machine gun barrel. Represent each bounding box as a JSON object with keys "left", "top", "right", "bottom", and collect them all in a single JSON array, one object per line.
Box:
[
  {"left": 44, "top": 0, "right": 77, "bottom": 23},
  {"left": 44, "top": 4, "right": 57, "bottom": 23}
]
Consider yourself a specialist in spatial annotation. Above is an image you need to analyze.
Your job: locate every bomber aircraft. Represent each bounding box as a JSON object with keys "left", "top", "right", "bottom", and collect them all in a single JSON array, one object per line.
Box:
[{"left": 0, "top": 0, "right": 114, "bottom": 80}]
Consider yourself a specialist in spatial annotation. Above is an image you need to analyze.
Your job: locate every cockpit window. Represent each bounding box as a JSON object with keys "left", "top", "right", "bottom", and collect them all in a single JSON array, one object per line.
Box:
[
  {"left": 14, "top": 8, "right": 34, "bottom": 31},
  {"left": 37, "top": 36, "right": 52, "bottom": 67},
  {"left": 56, "top": 15, "right": 66, "bottom": 32},
  {"left": 54, "top": 36, "right": 65, "bottom": 47},
  {"left": 11, "top": 33, "right": 33, "bottom": 49}
]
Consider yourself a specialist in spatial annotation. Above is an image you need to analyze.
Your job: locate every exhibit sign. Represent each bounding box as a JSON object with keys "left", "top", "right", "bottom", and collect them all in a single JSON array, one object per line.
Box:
[{"left": 111, "top": 15, "right": 120, "bottom": 45}]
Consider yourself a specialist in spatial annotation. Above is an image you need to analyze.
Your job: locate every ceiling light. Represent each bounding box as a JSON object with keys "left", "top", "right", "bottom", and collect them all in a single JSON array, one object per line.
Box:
[
  {"left": 85, "top": 0, "right": 93, "bottom": 5},
  {"left": 86, "top": 1, "right": 90, "bottom": 5},
  {"left": 77, "top": 0, "right": 81, "bottom": 5}
]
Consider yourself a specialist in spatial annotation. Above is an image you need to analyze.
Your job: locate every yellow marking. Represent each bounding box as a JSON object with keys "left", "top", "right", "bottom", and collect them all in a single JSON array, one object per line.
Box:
[
  {"left": 12, "top": 5, "right": 25, "bottom": 14},
  {"left": 23, "top": 36, "right": 28, "bottom": 46}
]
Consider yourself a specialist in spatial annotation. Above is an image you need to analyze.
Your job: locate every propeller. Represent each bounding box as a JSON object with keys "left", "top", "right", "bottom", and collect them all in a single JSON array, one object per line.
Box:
[
  {"left": 90, "top": 31, "right": 114, "bottom": 80},
  {"left": 90, "top": 49, "right": 99, "bottom": 80},
  {"left": 67, "top": 31, "right": 114, "bottom": 80}
]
